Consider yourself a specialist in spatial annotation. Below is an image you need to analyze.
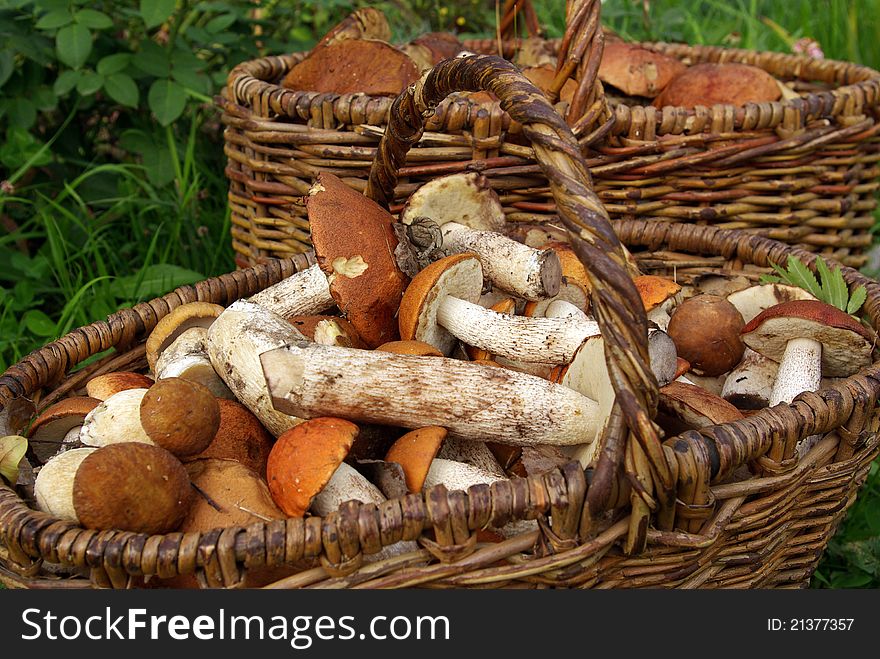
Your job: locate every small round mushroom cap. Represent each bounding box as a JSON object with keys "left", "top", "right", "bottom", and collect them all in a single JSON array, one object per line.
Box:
[
  {"left": 375, "top": 340, "right": 444, "bottom": 357},
  {"left": 139, "top": 378, "right": 221, "bottom": 457},
  {"left": 27, "top": 397, "right": 100, "bottom": 462},
  {"left": 86, "top": 372, "right": 154, "bottom": 401},
  {"left": 307, "top": 172, "right": 410, "bottom": 348},
  {"left": 635, "top": 275, "right": 682, "bottom": 312},
  {"left": 400, "top": 172, "right": 505, "bottom": 232},
  {"left": 266, "top": 417, "right": 359, "bottom": 518},
  {"left": 740, "top": 299, "right": 875, "bottom": 376},
  {"left": 187, "top": 398, "right": 273, "bottom": 477},
  {"left": 384, "top": 426, "right": 447, "bottom": 493},
  {"left": 33, "top": 447, "right": 97, "bottom": 521},
  {"left": 181, "top": 459, "right": 285, "bottom": 532},
  {"left": 667, "top": 294, "right": 746, "bottom": 376},
  {"left": 598, "top": 42, "right": 687, "bottom": 98},
  {"left": 653, "top": 62, "right": 781, "bottom": 108},
  {"left": 73, "top": 442, "right": 192, "bottom": 534},
  {"left": 398, "top": 253, "right": 484, "bottom": 355},
  {"left": 145, "top": 302, "right": 225, "bottom": 371}
]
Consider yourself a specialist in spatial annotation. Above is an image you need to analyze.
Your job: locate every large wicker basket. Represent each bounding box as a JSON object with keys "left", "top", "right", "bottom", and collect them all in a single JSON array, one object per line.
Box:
[
  {"left": 219, "top": 0, "right": 880, "bottom": 269},
  {"left": 2, "top": 54, "right": 880, "bottom": 590}
]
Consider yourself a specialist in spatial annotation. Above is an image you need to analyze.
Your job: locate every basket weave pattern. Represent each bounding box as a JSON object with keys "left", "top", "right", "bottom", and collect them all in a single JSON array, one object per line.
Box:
[{"left": 219, "top": 7, "right": 880, "bottom": 268}]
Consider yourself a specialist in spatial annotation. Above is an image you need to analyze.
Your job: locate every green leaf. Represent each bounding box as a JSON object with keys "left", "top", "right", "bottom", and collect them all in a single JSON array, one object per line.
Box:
[
  {"left": 0, "top": 51, "right": 14, "bottom": 89},
  {"left": 53, "top": 69, "right": 81, "bottom": 95},
  {"left": 0, "top": 435, "right": 28, "bottom": 485},
  {"left": 32, "top": 86, "right": 58, "bottom": 111},
  {"left": 133, "top": 40, "right": 170, "bottom": 77},
  {"left": 97, "top": 53, "right": 131, "bottom": 76},
  {"left": 816, "top": 259, "right": 848, "bottom": 311},
  {"left": 0, "top": 127, "right": 52, "bottom": 169},
  {"left": 22, "top": 309, "right": 57, "bottom": 337},
  {"left": 103, "top": 73, "right": 139, "bottom": 107},
  {"left": 35, "top": 9, "right": 73, "bottom": 30},
  {"left": 140, "top": 0, "right": 177, "bottom": 29},
  {"left": 148, "top": 78, "right": 186, "bottom": 126},
  {"left": 119, "top": 129, "right": 175, "bottom": 186},
  {"left": 205, "top": 13, "right": 237, "bottom": 33},
  {"left": 56, "top": 23, "right": 92, "bottom": 69},
  {"left": 110, "top": 264, "right": 204, "bottom": 300},
  {"left": 847, "top": 286, "right": 868, "bottom": 315},
  {"left": 171, "top": 66, "right": 210, "bottom": 94},
  {"left": 6, "top": 97, "right": 36, "bottom": 129},
  {"left": 74, "top": 9, "right": 113, "bottom": 29},
  {"left": 784, "top": 255, "right": 822, "bottom": 299},
  {"left": 76, "top": 70, "right": 104, "bottom": 95}
]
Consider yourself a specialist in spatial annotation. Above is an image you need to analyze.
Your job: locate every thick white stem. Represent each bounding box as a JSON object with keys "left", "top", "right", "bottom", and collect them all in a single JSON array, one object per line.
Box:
[
  {"left": 207, "top": 300, "right": 304, "bottom": 437},
  {"left": 262, "top": 342, "right": 601, "bottom": 446},
  {"left": 437, "top": 437, "right": 507, "bottom": 480},
  {"left": 154, "top": 327, "right": 235, "bottom": 399},
  {"left": 720, "top": 347, "right": 779, "bottom": 409},
  {"left": 248, "top": 263, "right": 335, "bottom": 319},
  {"left": 441, "top": 222, "right": 561, "bottom": 301},
  {"left": 769, "top": 337, "right": 822, "bottom": 406},
  {"left": 436, "top": 296, "right": 599, "bottom": 364}
]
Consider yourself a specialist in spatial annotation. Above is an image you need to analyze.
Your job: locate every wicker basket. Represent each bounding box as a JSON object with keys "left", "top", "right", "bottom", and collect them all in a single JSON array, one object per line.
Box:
[
  {"left": 2, "top": 54, "right": 880, "bottom": 590},
  {"left": 219, "top": 0, "right": 880, "bottom": 269}
]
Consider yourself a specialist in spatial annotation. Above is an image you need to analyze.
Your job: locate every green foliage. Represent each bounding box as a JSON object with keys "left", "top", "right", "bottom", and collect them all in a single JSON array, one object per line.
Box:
[{"left": 760, "top": 255, "right": 868, "bottom": 315}]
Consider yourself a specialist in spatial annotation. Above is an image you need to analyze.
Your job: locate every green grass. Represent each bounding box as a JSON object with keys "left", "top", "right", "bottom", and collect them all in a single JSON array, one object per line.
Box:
[{"left": 1, "top": 0, "right": 879, "bottom": 588}]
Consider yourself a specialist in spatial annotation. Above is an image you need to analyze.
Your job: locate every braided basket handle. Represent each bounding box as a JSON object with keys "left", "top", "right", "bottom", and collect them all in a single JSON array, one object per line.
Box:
[{"left": 365, "top": 53, "right": 674, "bottom": 552}]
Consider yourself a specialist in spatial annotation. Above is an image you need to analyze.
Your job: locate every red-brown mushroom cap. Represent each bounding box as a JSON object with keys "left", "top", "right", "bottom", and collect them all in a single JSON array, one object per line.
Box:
[
  {"left": 741, "top": 299, "right": 875, "bottom": 376},
  {"left": 634, "top": 275, "right": 682, "bottom": 312},
  {"left": 306, "top": 172, "right": 410, "bottom": 348},
  {"left": 599, "top": 42, "right": 687, "bottom": 98},
  {"left": 653, "top": 62, "right": 781, "bottom": 108},
  {"left": 85, "top": 372, "right": 154, "bottom": 401}
]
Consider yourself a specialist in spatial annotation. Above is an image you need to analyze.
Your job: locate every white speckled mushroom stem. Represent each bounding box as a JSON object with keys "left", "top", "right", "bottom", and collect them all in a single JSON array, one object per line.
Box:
[
  {"left": 437, "top": 436, "right": 507, "bottom": 480},
  {"left": 79, "top": 389, "right": 154, "bottom": 447},
  {"left": 440, "top": 222, "right": 561, "bottom": 301},
  {"left": 769, "top": 337, "right": 822, "bottom": 407},
  {"left": 248, "top": 263, "right": 335, "bottom": 319},
  {"left": 544, "top": 299, "right": 587, "bottom": 320},
  {"left": 207, "top": 300, "right": 305, "bottom": 437},
  {"left": 720, "top": 347, "right": 779, "bottom": 409},
  {"left": 436, "top": 296, "right": 599, "bottom": 364},
  {"left": 261, "top": 342, "right": 601, "bottom": 446},
  {"left": 311, "top": 462, "right": 419, "bottom": 561},
  {"left": 154, "top": 327, "right": 236, "bottom": 399}
]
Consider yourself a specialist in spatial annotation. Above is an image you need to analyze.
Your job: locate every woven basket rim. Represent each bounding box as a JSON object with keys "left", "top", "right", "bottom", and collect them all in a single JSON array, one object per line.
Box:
[
  {"left": 221, "top": 36, "right": 880, "bottom": 132},
  {"left": 2, "top": 220, "right": 880, "bottom": 586}
]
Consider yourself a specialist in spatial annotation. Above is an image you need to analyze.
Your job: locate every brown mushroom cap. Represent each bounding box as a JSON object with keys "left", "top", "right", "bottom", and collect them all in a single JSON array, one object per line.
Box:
[
  {"left": 667, "top": 294, "right": 746, "bottom": 376},
  {"left": 139, "top": 378, "right": 221, "bottom": 457},
  {"left": 73, "top": 442, "right": 192, "bottom": 534},
  {"left": 85, "top": 372, "right": 154, "bottom": 401},
  {"left": 181, "top": 459, "right": 284, "bottom": 532},
  {"left": 186, "top": 398, "right": 273, "bottom": 477},
  {"left": 375, "top": 340, "right": 444, "bottom": 357},
  {"left": 281, "top": 39, "right": 420, "bottom": 95},
  {"left": 653, "top": 62, "right": 782, "bottom": 108},
  {"left": 634, "top": 275, "right": 683, "bottom": 312},
  {"left": 398, "top": 253, "right": 483, "bottom": 355},
  {"left": 265, "top": 417, "right": 359, "bottom": 518},
  {"left": 521, "top": 65, "right": 578, "bottom": 104},
  {"left": 307, "top": 172, "right": 410, "bottom": 348},
  {"left": 402, "top": 31, "right": 464, "bottom": 70},
  {"left": 599, "top": 42, "right": 687, "bottom": 98},
  {"left": 288, "top": 314, "right": 368, "bottom": 349},
  {"left": 657, "top": 380, "right": 744, "bottom": 436},
  {"left": 27, "top": 397, "right": 100, "bottom": 461},
  {"left": 384, "top": 426, "right": 448, "bottom": 493},
  {"left": 740, "top": 299, "right": 875, "bottom": 376},
  {"left": 145, "top": 302, "right": 224, "bottom": 372}
]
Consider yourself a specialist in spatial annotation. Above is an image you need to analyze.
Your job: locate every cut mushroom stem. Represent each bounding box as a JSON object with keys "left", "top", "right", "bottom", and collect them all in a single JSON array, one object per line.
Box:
[
  {"left": 261, "top": 339, "right": 601, "bottom": 447},
  {"left": 439, "top": 221, "right": 561, "bottom": 300},
  {"left": 768, "top": 337, "right": 822, "bottom": 407},
  {"left": 720, "top": 347, "right": 778, "bottom": 410},
  {"left": 247, "top": 262, "right": 334, "bottom": 319}
]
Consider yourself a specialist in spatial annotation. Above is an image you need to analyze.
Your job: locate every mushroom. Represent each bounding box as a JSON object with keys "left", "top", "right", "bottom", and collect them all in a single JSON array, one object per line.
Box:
[
  {"left": 436, "top": 436, "right": 507, "bottom": 481},
  {"left": 634, "top": 275, "right": 683, "bottom": 332},
  {"left": 260, "top": 325, "right": 602, "bottom": 447},
  {"left": 720, "top": 348, "right": 780, "bottom": 410},
  {"left": 726, "top": 282, "right": 818, "bottom": 324},
  {"left": 666, "top": 294, "right": 745, "bottom": 377},
  {"left": 33, "top": 447, "right": 97, "bottom": 521},
  {"left": 401, "top": 31, "right": 464, "bottom": 71},
  {"left": 79, "top": 388, "right": 154, "bottom": 447},
  {"left": 741, "top": 299, "right": 875, "bottom": 408},
  {"left": 598, "top": 42, "right": 687, "bottom": 98},
  {"left": 139, "top": 378, "right": 221, "bottom": 458},
  {"left": 398, "top": 253, "right": 597, "bottom": 362},
  {"left": 384, "top": 426, "right": 448, "bottom": 493},
  {"left": 464, "top": 297, "right": 516, "bottom": 362},
  {"left": 85, "top": 372, "right": 154, "bottom": 401},
  {"left": 145, "top": 302, "right": 226, "bottom": 374},
  {"left": 656, "top": 381, "right": 745, "bottom": 437},
  {"left": 401, "top": 172, "right": 562, "bottom": 301},
  {"left": 287, "top": 315, "right": 368, "bottom": 349},
  {"left": 72, "top": 442, "right": 193, "bottom": 534},
  {"left": 653, "top": 62, "right": 782, "bottom": 108},
  {"left": 153, "top": 327, "right": 235, "bottom": 399},
  {"left": 26, "top": 397, "right": 100, "bottom": 462},
  {"left": 186, "top": 398, "right": 274, "bottom": 478},
  {"left": 375, "top": 340, "right": 444, "bottom": 357}
]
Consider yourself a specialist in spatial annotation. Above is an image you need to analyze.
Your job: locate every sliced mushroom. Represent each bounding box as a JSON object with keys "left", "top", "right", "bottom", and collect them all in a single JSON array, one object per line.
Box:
[
  {"left": 657, "top": 381, "right": 745, "bottom": 437},
  {"left": 401, "top": 172, "right": 562, "bottom": 300},
  {"left": 27, "top": 397, "right": 100, "bottom": 462}
]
